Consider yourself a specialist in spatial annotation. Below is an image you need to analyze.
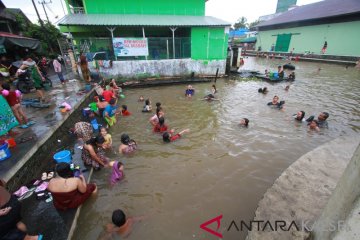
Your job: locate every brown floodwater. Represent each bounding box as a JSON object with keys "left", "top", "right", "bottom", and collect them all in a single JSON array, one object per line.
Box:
[{"left": 72, "top": 57, "right": 360, "bottom": 240}]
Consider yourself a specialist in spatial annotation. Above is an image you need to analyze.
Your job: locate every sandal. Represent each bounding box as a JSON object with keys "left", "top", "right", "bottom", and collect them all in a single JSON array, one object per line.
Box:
[
  {"left": 19, "top": 124, "right": 29, "bottom": 129},
  {"left": 26, "top": 121, "right": 36, "bottom": 126}
]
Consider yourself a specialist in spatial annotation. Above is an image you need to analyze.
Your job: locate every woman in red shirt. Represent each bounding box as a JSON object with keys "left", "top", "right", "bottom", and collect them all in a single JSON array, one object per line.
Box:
[{"left": 153, "top": 117, "right": 168, "bottom": 133}]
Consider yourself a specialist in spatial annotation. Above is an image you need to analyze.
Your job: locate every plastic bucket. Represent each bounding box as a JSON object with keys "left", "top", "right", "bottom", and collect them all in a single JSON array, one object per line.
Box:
[
  {"left": 85, "top": 84, "right": 92, "bottom": 92},
  {"left": 82, "top": 107, "right": 91, "bottom": 117},
  {"left": 0, "top": 143, "right": 11, "bottom": 161},
  {"left": 53, "top": 150, "right": 72, "bottom": 164},
  {"left": 5, "top": 138, "right": 16, "bottom": 148}
]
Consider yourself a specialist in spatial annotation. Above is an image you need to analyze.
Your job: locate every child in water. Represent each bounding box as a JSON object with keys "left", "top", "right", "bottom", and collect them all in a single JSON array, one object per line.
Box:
[
  {"left": 100, "top": 127, "right": 112, "bottom": 149},
  {"left": 109, "top": 161, "right": 124, "bottom": 185},
  {"left": 308, "top": 120, "right": 320, "bottom": 132},
  {"left": 105, "top": 209, "right": 144, "bottom": 238},
  {"left": 267, "top": 95, "right": 285, "bottom": 109},
  {"left": 142, "top": 99, "right": 152, "bottom": 112},
  {"left": 185, "top": 85, "right": 195, "bottom": 97},
  {"left": 121, "top": 105, "right": 131, "bottom": 116},
  {"left": 163, "top": 129, "right": 190, "bottom": 143},
  {"left": 153, "top": 117, "right": 168, "bottom": 133},
  {"left": 239, "top": 118, "right": 249, "bottom": 127},
  {"left": 138, "top": 96, "right": 144, "bottom": 102}
]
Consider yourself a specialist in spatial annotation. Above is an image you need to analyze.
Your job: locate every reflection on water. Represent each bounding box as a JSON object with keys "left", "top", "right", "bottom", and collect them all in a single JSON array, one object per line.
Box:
[{"left": 73, "top": 57, "right": 360, "bottom": 240}]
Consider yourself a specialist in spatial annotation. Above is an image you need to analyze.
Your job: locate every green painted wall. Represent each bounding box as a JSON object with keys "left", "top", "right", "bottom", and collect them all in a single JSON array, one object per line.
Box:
[
  {"left": 83, "top": 0, "right": 205, "bottom": 15},
  {"left": 256, "top": 21, "right": 360, "bottom": 56},
  {"left": 191, "top": 27, "right": 228, "bottom": 60}
]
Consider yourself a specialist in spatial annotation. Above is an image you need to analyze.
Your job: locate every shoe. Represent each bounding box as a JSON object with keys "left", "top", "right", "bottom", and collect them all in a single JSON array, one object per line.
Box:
[{"left": 19, "top": 124, "right": 29, "bottom": 129}]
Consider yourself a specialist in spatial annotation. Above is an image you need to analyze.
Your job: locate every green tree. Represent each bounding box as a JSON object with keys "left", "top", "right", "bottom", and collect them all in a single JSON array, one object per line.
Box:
[
  {"left": 248, "top": 19, "right": 261, "bottom": 30},
  {"left": 233, "top": 17, "right": 248, "bottom": 30},
  {"left": 14, "top": 14, "right": 61, "bottom": 55}
]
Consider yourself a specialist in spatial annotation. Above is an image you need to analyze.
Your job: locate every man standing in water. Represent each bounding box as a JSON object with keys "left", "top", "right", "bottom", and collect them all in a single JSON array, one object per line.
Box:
[{"left": 317, "top": 112, "right": 329, "bottom": 128}]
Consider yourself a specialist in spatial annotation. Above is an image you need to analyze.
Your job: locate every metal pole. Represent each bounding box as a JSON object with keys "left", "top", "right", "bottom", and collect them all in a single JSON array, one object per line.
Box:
[
  {"left": 170, "top": 27, "right": 177, "bottom": 59},
  {"left": 142, "top": 27, "right": 147, "bottom": 60},
  {"left": 166, "top": 39, "right": 169, "bottom": 59},
  {"left": 40, "top": 1, "right": 50, "bottom": 22}
]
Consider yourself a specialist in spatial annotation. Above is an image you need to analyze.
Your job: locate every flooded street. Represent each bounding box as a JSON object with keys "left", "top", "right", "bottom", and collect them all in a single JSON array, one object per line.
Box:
[{"left": 73, "top": 57, "right": 360, "bottom": 240}]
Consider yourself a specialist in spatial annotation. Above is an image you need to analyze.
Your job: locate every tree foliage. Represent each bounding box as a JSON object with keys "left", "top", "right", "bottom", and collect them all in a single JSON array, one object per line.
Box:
[
  {"left": 15, "top": 14, "right": 62, "bottom": 55},
  {"left": 233, "top": 17, "right": 261, "bottom": 30}
]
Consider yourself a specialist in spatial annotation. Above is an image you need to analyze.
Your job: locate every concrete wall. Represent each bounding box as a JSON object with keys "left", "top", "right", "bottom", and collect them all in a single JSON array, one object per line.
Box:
[
  {"left": 312, "top": 143, "right": 360, "bottom": 239},
  {"left": 88, "top": 59, "right": 226, "bottom": 77},
  {"left": 256, "top": 21, "right": 360, "bottom": 56}
]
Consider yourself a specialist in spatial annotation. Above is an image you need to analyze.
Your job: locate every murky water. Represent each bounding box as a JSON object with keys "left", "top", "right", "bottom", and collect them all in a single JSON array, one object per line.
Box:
[{"left": 73, "top": 57, "right": 360, "bottom": 240}]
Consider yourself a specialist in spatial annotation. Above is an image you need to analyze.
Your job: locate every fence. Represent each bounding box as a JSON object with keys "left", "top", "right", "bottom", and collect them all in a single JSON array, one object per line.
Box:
[{"left": 74, "top": 37, "right": 191, "bottom": 61}]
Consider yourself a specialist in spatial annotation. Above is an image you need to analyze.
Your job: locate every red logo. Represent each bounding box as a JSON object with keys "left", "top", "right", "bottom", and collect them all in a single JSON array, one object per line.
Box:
[{"left": 200, "top": 215, "right": 223, "bottom": 238}]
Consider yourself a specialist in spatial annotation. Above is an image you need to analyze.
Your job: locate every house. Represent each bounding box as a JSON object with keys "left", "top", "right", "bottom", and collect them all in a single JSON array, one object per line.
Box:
[
  {"left": 0, "top": 1, "right": 40, "bottom": 55},
  {"left": 255, "top": 0, "right": 360, "bottom": 56},
  {"left": 57, "top": 0, "right": 231, "bottom": 77}
]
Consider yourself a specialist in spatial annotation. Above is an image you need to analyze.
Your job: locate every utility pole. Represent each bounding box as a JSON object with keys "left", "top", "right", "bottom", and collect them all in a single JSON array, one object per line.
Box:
[
  {"left": 31, "top": 0, "right": 55, "bottom": 54},
  {"left": 39, "top": 0, "right": 50, "bottom": 23},
  {"left": 31, "top": 0, "right": 44, "bottom": 27}
]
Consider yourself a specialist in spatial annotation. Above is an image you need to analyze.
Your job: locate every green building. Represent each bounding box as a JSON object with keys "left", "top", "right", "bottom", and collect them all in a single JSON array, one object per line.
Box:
[
  {"left": 256, "top": 0, "right": 360, "bottom": 57},
  {"left": 57, "top": 0, "right": 230, "bottom": 77}
]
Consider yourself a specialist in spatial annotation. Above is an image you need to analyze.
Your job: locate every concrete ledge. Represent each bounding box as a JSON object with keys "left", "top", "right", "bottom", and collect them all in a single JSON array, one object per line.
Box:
[
  {"left": 246, "top": 136, "right": 360, "bottom": 240},
  {"left": 6, "top": 88, "right": 96, "bottom": 192}
]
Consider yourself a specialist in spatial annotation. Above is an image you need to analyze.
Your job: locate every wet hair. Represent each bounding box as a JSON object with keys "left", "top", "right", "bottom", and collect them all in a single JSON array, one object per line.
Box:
[
  {"left": 298, "top": 111, "right": 305, "bottom": 121},
  {"left": 263, "top": 87, "right": 268, "bottom": 92},
  {"left": 243, "top": 118, "right": 249, "bottom": 127},
  {"left": 158, "top": 117, "right": 165, "bottom": 126},
  {"left": 258, "top": 88, "right": 263, "bottom": 93},
  {"left": 98, "top": 96, "right": 105, "bottom": 102},
  {"left": 212, "top": 85, "right": 217, "bottom": 93},
  {"left": 156, "top": 107, "right": 163, "bottom": 117},
  {"left": 86, "top": 135, "right": 105, "bottom": 146},
  {"left": 308, "top": 120, "right": 319, "bottom": 126},
  {"left": 121, "top": 133, "right": 130, "bottom": 145},
  {"left": 145, "top": 99, "right": 150, "bottom": 105},
  {"left": 163, "top": 132, "right": 171, "bottom": 143},
  {"left": 322, "top": 112, "right": 329, "bottom": 119},
  {"left": 156, "top": 102, "right": 161, "bottom": 108},
  {"left": 56, "top": 162, "right": 74, "bottom": 178},
  {"left": 122, "top": 105, "right": 127, "bottom": 111},
  {"left": 112, "top": 209, "right": 126, "bottom": 227},
  {"left": 109, "top": 98, "right": 116, "bottom": 105},
  {"left": 1, "top": 82, "right": 10, "bottom": 91}
]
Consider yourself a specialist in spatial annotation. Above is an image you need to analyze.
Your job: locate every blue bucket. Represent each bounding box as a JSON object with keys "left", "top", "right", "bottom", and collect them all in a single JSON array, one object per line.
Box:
[
  {"left": 53, "top": 150, "right": 72, "bottom": 164},
  {"left": 82, "top": 107, "right": 91, "bottom": 117},
  {"left": 0, "top": 142, "right": 11, "bottom": 161},
  {"left": 85, "top": 84, "right": 92, "bottom": 92}
]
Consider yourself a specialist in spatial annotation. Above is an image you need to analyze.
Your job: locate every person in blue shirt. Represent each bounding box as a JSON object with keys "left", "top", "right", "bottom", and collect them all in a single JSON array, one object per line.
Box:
[
  {"left": 103, "top": 98, "right": 118, "bottom": 127},
  {"left": 185, "top": 85, "right": 195, "bottom": 97}
]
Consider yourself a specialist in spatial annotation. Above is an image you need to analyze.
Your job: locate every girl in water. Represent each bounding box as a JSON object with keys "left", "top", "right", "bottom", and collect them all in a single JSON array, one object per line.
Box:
[
  {"left": 163, "top": 129, "right": 190, "bottom": 143},
  {"left": 119, "top": 134, "right": 137, "bottom": 155},
  {"left": 239, "top": 118, "right": 249, "bottom": 127},
  {"left": 153, "top": 117, "right": 168, "bottom": 133},
  {"left": 100, "top": 127, "right": 112, "bottom": 149},
  {"left": 109, "top": 161, "right": 124, "bottom": 185},
  {"left": 293, "top": 111, "right": 306, "bottom": 122},
  {"left": 142, "top": 99, "right": 152, "bottom": 112},
  {"left": 267, "top": 95, "right": 285, "bottom": 109},
  {"left": 149, "top": 107, "right": 164, "bottom": 126}
]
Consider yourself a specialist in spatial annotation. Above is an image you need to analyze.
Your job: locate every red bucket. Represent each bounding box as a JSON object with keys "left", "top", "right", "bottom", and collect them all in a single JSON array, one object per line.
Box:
[{"left": 5, "top": 138, "right": 16, "bottom": 148}]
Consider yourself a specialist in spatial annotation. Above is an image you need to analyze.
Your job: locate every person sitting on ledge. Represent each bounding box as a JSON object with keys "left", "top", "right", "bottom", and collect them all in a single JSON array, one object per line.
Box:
[
  {"left": 82, "top": 135, "right": 109, "bottom": 170},
  {"left": 48, "top": 163, "right": 97, "bottom": 211}
]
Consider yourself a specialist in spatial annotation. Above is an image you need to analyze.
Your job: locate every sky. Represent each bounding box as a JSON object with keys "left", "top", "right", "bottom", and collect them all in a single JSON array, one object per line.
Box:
[{"left": 3, "top": 0, "right": 322, "bottom": 26}]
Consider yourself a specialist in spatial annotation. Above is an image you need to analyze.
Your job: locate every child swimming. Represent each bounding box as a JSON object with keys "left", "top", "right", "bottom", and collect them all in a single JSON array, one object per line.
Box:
[
  {"left": 267, "top": 95, "right": 285, "bottom": 109},
  {"left": 185, "top": 85, "right": 195, "bottom": 97},
  {"left": 119, "top": 134, "right": 137, "bottom": 154},
  {"left": 105, "top": 209, "right": 144, "bottom": 238},
  {"left": 239, "top": 118, "right": 249, "bottom": 127},
  {"left": 308, "top": 120, "right": 320, "bottom": 132},
  {"left": 153, "top": 117, "right": 168, "bottom": 133},
  {"left": 162, "top": 129, "right": 190, "bottom": 143},
  {"left": 121, "top": 105, "right": 131, "bottom": 116},
  {"left": 109, "top": 161, "right": 124, "bottom": 185}
]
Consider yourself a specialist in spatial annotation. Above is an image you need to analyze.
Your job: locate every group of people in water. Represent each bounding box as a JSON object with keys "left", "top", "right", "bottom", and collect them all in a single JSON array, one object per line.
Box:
[{"left": 1, "top": 73, "right": 331, "bottom": 239}]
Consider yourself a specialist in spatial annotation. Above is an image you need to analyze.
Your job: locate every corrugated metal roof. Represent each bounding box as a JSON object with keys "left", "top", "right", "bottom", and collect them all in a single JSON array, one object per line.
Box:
[
  {"left": 57, "top": 14, "right": 230, "bottom": 27},
  {"left": 257, "top": 0, "right": 360, "bottom": 28}
]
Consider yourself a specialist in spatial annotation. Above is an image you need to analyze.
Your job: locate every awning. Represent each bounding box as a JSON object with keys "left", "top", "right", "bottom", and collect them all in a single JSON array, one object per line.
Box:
[
  {"left": 240, "top": 37, "right": 257, "bottom": 43},
  {"left": 57, "top": 14, "right": 231, "bottom": 27},
  {"left": 0, "top": 32, "right": 40, "bottom": 50}
]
